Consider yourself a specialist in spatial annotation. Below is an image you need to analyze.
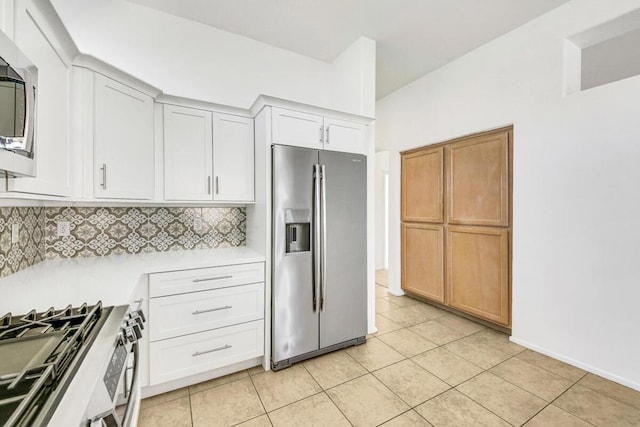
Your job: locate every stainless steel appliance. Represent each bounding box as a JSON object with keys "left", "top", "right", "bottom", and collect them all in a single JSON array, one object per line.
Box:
[
  {"left": 272, "top": 144, "right": 367, "bottom": 370},
  {"left": 0, "top": 301, "right": 144, "bottom": 427},
  {"left": 0, "top": 29, "right": 36, "bottom": 177}
]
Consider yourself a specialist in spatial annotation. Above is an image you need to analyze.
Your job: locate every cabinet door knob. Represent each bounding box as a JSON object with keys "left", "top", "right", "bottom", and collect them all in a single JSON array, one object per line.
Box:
[
  {"left": 207, "top": 176, "right": 212, "bottom": 195},
  {"left": 326, "top": 126, "right": 330, "bottom": 144},
  {"left": 215, "top": 176, "right": 219, "bottom": 195}
]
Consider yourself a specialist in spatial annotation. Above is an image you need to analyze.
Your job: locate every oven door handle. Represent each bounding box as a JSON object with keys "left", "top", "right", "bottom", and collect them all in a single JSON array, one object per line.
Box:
[{"left": 121, "top": 341, "right": 139, "bottom": 426}]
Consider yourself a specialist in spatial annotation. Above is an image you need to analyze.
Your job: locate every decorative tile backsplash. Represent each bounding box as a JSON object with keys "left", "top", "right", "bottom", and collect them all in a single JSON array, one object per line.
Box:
[
  {"left": 45, "top": 207, "right": 246, "bottom": 259},
  {"left": 0, "top": 207, "right": 46, "bottom": 278},
  {"left": 0, "top": 206, "right": 246, "bottom": 277}
]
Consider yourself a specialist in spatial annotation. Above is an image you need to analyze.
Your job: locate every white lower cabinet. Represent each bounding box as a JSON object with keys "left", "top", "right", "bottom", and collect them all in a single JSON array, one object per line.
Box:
[
  {"left": 148, "top": 262, "right": 265, "bottom": 387},
  {"left": 149, "top": 320, "right": 264, "bottom": 385},
  {"left": 149, "top": 282, "right": 264, "bottom": 341}
]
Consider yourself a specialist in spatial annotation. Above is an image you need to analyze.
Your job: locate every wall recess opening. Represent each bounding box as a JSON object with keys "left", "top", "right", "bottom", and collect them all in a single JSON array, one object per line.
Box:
[{"left": 564, "top": 8, "right": 640, "bottom": 95}]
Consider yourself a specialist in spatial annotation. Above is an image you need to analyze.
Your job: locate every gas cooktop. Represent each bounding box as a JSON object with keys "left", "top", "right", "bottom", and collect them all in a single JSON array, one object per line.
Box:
[{"left": 0, "top": 302, "right": 109, "bottom": 427}]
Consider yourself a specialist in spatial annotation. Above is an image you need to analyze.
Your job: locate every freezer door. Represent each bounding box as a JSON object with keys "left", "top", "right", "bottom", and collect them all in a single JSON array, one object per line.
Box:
[
  {"left": 319, "top": 150, "right": 368, "bottom": 348},
  {"left": 272, "top": 145, "right": 320, "bottom": 363}
]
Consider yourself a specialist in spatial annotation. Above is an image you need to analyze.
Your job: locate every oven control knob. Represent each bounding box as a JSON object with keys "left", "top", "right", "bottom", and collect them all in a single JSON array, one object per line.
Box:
[
  {"left": 124, "top": 326, "right": 137, "bottom": 343},
  {"left": 128, "top": 311, "right": 145, "bottom": 330}
]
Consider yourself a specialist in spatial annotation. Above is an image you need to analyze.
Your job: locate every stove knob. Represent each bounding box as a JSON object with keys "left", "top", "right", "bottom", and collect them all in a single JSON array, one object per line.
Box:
[
  {"left": 136, "top": 308, "right": 146, "bottom": 323},
  {"left": 128, "top": 312, "right": 145, "bottom": 330},
  {"left": 124, "top": 326, "right": 137, "bottom": 343},
  {"left": 131, "top": 323, "right": 142, "bottom": 340}
]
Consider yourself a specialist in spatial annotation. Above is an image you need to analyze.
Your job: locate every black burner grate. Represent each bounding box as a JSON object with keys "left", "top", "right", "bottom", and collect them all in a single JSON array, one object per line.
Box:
[{"left": 0, "top": 302, "right": 104, "bottom": 427}]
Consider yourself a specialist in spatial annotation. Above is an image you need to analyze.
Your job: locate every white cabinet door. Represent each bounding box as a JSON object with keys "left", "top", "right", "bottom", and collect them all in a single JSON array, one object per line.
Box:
[
  {"left": 212, "top": 113, "right": 254, "bottom": 202},
  {"left": 324, "top": 117, "right": 366, "bottom": 154},
  {"left": 272, "top": 107, "right": 323, "bottom": 150},
  {"left": 164, "top": 105, "right": 213, "bottom": 201},
  {"left": 8, "top": 1, "right": 73, "bottom": 196},
  {"left": 94, "top": 74, "right": 154, "bottom": 199}
]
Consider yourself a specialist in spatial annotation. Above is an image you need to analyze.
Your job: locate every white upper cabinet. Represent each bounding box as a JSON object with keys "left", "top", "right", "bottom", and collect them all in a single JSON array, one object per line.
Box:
[
  {"left": 94, "top": 74, "right": 154, "bottom": 199},
  {"left": 212, "top": 113, "right": 254, "bottom": 202},
  {"left": 162, "top": 105, "right": 254, "bottom": 203},
  {"left": 163, "top": 105, "right": 213, "bottom": 201},
  {"left": 272, "top": 107, "right": 324, "bottom": 150},
  {"left": 323, "top": 117, "right": 366, "bottom": 154},
  {"left": 7, "top": 1, "right": 75, "bottom": 196},
  {"left": 271, "top": 107, "right": 367, "bottom": 154}
]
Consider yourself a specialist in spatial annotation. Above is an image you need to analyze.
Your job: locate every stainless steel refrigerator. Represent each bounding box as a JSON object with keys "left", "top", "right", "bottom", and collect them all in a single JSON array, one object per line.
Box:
[{"left": 271, "top": 144, "right": 367, "bottom": 370}]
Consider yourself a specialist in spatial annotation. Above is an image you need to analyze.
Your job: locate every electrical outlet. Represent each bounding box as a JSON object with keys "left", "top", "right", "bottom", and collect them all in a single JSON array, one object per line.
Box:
[
  {"left": 193, "top": 215, "right": 203, "bottom": 232},
  {"left": 57, "top": 221, "right": 71, "bottom": 237},
  {"left": 11, "top": 224, "right": 19, "bottom": 244}
]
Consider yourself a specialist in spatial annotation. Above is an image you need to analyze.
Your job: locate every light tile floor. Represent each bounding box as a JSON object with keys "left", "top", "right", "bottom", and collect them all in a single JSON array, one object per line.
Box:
[{"left": 138, "top": 285, "right": 640, "bottom": 426}]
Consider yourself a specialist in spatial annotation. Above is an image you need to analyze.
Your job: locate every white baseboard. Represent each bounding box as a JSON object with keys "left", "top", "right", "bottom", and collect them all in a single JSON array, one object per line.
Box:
[
  {"left": 386, "top": 288, "right": 405, "bottom": 297},
  {"left": 510, "top": 337, "right": 640, "bottom": 392},
  {"left": 141, "top": 357, "right": 262, "bottom": 398},
  {"left": 368, "top": 326, "right": 378, "bottom": 335}
]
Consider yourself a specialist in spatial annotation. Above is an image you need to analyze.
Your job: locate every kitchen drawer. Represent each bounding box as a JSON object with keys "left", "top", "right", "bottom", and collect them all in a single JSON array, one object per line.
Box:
[
  {"left": 149, "top": 320, "right": 264, "bottom": 385},
  {"left": 149, "top": 283, "right": 264, "bottom": 341},
  {"left": 149, "top": 262, "right": 264, "bottom": 298}
]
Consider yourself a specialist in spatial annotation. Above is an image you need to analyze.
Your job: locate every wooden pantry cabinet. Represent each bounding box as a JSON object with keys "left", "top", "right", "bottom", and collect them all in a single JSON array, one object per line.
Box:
[{"left": 401, "top": 127, "right": 512, "bottom": 328}]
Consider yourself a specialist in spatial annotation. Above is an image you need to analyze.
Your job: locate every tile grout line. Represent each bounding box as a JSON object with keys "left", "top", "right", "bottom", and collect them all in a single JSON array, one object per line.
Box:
[
  {"left": 188, "top": 390, "right": 194, "bottom": 427},
  {"left": 247, "top": 370, "right": 273, "bottom": 425}
]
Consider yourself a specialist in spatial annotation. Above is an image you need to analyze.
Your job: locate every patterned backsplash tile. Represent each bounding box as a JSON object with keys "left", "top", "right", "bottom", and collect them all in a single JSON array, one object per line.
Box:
[
  {"left": 0, "top": 206, "right": 246, "bottom": 277},
  {"left": 44, "top": 207, "right": 246, "bottom": 259},
  {"left": 0, "top": 207, "right": 46, "bottom": 278}
]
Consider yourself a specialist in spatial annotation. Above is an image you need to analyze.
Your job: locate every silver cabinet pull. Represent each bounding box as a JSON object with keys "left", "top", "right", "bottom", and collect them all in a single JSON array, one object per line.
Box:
[
  {"left": 192, "top": 344, "right": 231, "bottom": 357},
  {"left": 326, "top": 126, "right": 330, "bottom": 144},
  {"left": 215, "top": 176, "right": 219, "bottom": 194},
  {"left": 192, "top": 275, "right": 232, "bottom": 283},
  {"left": 207, "top": 176, "right": 212, "bottom": 195},
  {"left": 320, "top": 164, "right": 327, "bottom": 311},
  {"left": 319, "top": 126, "right": 323, "bottom": 143},
  {"left": 100, "top": 163, "right": 107, "bottom": 189},
  {"left": 192, "top": 305, "right": 232, "bottom": 315}
]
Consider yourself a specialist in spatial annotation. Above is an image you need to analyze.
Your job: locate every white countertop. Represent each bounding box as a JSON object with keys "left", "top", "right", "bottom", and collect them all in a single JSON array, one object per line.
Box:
[{"left": 0, "top": 247, "right": 265, "bottom": 314}]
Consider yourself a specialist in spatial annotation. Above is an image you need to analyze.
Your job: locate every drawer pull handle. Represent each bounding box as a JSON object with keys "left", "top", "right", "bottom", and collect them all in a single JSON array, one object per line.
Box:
[
  {"left": 193, "top": 344, "right": 232, "bottom": 357},
  {"left": 192, "top": 275, "right": 232, "bottom": 283},
  {"left": 192, "top": 305, "right": 232, "bottom": 315}
]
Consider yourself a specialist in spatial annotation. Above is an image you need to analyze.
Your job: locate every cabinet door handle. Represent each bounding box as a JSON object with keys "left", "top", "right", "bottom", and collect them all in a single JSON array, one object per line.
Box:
[
  {"left": 207, "top": 176, "right": 212, "bottom": 195},
  {"left": 192, "top": 305, "right": 232, "bottom": 315},
  {"left": 192, "top": 344, "right": 231, "bottom": 357},
  {"left": 215, "top": 176, "right": 219, "bottom": 195},
  {"left": 101, "top": 163, "right": 107, "bottom": 189},
  {"left": 319, "top": 126, "right": 324, "bottom": 144},
  {"left": 192, "top": 275, "right": 232, "bottom": 283},
  {"left": 326, "top": 126, "right": 330, "bottom": 144}
]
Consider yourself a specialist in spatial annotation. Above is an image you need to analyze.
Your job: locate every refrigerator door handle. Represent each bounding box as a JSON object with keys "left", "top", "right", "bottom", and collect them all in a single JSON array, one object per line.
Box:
[
  {"left": 321, "top": 164, "right": 327, "bottom": 311},
  {"left": 313, "top": 164, "right": 321, "bottom": 312}
]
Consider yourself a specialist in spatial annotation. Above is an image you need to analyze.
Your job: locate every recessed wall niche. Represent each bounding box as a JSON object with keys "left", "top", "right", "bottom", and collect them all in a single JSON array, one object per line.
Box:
[{"left": 564, "top": 8, "right": 640, "bottom": 95}]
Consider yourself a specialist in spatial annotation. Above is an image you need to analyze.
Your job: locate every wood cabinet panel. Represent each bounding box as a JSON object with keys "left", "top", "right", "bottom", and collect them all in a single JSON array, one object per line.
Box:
[
  {"left": 402, "top": 223, "right": 444, "bottom": 302},
  {"left": 446, "top": 131, "right": 509, "bottom": 226},
  {"left": 446, "top": 226, "right": 509, "bottom": 326},
  {"left": 402, "top": 147, "right": 443, "bottom": 223}
]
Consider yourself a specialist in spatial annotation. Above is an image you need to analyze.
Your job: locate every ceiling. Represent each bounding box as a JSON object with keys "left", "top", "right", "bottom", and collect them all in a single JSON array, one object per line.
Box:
[{"left": 128, "top": 0, "right": 570, "bottom": 99}]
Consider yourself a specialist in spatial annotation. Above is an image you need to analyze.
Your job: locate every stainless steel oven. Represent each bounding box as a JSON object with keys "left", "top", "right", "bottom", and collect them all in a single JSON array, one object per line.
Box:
[{"left": 83, "top": 303, "right": 145, "bottom": 427}]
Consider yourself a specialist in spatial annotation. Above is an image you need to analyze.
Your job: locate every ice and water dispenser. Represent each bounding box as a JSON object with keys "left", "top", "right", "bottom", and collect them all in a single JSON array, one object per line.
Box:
[{"left": 284, "top": 209, "right": 311, "bottom": 254}]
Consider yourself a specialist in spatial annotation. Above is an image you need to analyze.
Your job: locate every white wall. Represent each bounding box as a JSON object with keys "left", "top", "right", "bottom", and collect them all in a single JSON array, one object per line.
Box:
[
  {"left": 50, "top": 0, "right": 375, "bottom": 116},
  {"left": 377, "top": 0, "right": 640, "bottom": 390},
  {"left": 375, "top": 151, "right": 389, "bottom": 269}
]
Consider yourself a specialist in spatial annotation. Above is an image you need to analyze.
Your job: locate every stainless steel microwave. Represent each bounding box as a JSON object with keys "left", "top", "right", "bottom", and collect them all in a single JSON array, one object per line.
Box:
[{"left": 0, "top": 29, "right": 37, "bottom": 177}]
